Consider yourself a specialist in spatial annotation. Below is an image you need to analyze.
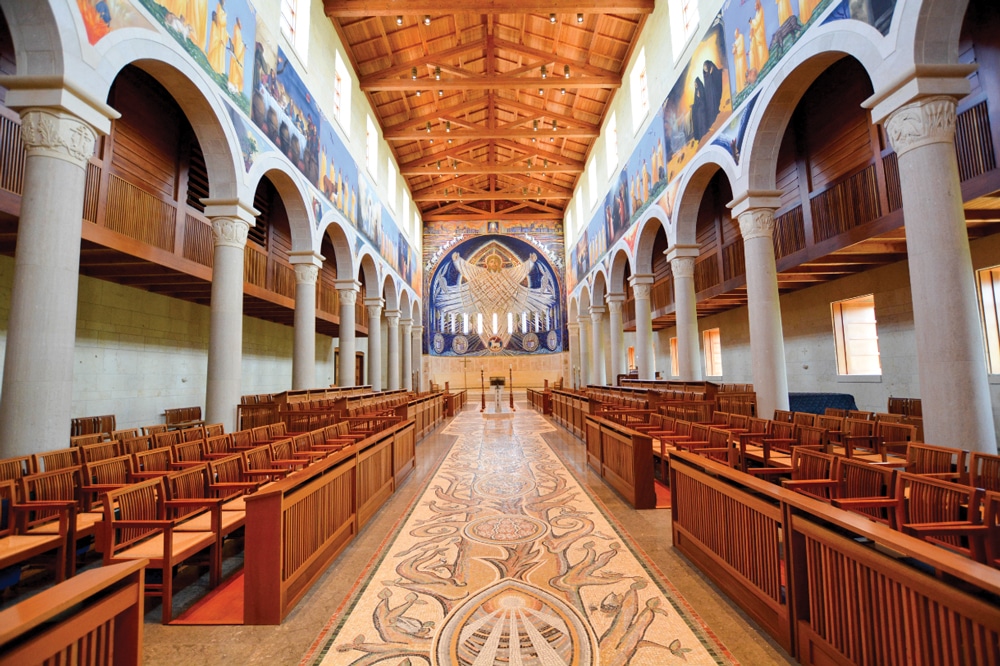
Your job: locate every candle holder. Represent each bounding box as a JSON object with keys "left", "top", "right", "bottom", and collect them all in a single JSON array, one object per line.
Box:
[{"left": 480, "top": 368, "right": 486, "bottom": 412}]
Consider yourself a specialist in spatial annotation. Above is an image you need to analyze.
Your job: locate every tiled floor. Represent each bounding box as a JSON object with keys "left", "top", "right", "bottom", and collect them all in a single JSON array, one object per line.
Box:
[{"left": 143, "top": 402, "right": 795, "bottom": 665}]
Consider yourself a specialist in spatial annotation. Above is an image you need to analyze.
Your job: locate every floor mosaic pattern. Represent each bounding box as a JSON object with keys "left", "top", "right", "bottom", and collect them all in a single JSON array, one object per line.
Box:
[{"left": 307, "top": 408, "right": 734, "bottom": 665}]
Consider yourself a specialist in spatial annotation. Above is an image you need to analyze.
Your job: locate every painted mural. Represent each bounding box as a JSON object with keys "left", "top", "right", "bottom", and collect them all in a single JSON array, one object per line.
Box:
[
  {"left": 76, "top": 0, "right": 153, "bottom": 44},
  {"left": 569, "top": 0, "right": 900, "bottom": 288},
  {"left": 426, "top": 235, "right": 564, "bottom": 357}
]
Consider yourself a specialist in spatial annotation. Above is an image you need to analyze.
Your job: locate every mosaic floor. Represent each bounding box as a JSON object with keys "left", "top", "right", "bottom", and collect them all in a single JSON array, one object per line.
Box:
[{"left": 307, "top": 408, "right": 734, "bottom": 666}]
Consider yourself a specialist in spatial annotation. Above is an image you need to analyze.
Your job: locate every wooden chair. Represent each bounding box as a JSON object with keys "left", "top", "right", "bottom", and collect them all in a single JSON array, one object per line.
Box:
[
  {"left": 824, "top": 407, "right": 847, "bottom": 417},
  {"left": 270, "top": 439, "right": 314, "bottom": 468},
  {"left": 242, "top": 445, "right": 295, "bottom": 480},
  {"left": 0, "top": 479, "right": 69, "bottom": 585},
  {"left": 206, "top": 455, "right": 263, "bottom": 511},
  {"left": 288, "top": 433, "right": 329, "bottom": 462},
  {"left": 846, "top": 410, "right": 874, "bottom": 421},
  {"left": 875, "top": 421, "right": 917, "bottom": 457},
  {"left": 132, "top": 448, "right": 177, "bottom": 480},
  {"left": 153, "top": 430, "right": 182, "bottom": 450},
  {"left": 179, "top": 426, "right": 206, "bottom": 443},
  {"left": 902, "top": 442, "right": 967, "bottom": 480},
  {"left": 19, "top": 467, "right": 102, "bottom": 577},
  {"left": 204, "top": 434, "right": 235, "bottom": 459},
  {"left": 95, "top": 415, "right": 116, "bottom": 437},
  {"left": 893, "top": 473, "right": 985, "bottom": 561},
  {"left": 969, "top": 452, "right": 1000, "bottom": 492},
  {"left": 79, "top": 455, "right": 134, "bottom": 512},
  {"left": 143, "top": 424, "right": 168, "bottom": 436},
  {"left": 772, "top": 409, "right": 794, "bottom": 423},
  {"left": 250, "top": 425, "right": 273, "bottom": 444},
  {"left": 0, "top": 455, "right": 35, "bottom": 483},
  {"left": 110, "top": 428, "right": 141, "bottom": 443},
  {"left": 172, "top": 440, "right": 208, "bottom": 468},
  {"left": 815, "top": 415, "right": 844, "bottom": 442},
  {"left": 676, "top": 427, "right": 735, "bottom": 466},
  {"left": 829, "top": 418, "right": 878, "bottom": 459},
  {"left": 204, "top": 423, "right": 225, "bottom": 437},
  {"left": 166, "top": 465, "right": 245, "bottom": 555},
  {"left": 740, "top": 420, "right": 797, "bottom": 470},
  {"left": 70, "top": 434, "right": 105, "bottom": 447},
  {"left": 874, "top": 412, "right": 904, "bottom": 424},
  {"left": 827, "top": 458, "right": 898, "bottom": 526},
  {"left": 34, "top": 448, "right": 81, "bottom": 473},
  {"left": 763, "top": 448, "right": 838, "bottom": 499},
  {"left": 119, "top": 435, "right": 153, "bottom": 456},
  {"left": 80, "top": 441, "right": 120, "bottom": 464},
  {"left": 792, "top": 412, "right": 816, "bottom": 427},
  {"left": 100, "top": 478, "right": 219, "bottom": 623},
  {"left": 230, "top": 429, "right": 256, "bottom": 451},
  {"left": 983, "top": 492, "right": 1000, "bottom": 568}
]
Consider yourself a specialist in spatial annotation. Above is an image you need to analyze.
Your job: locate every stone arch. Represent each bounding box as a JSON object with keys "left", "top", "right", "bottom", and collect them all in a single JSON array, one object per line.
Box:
[
  {"left": 608, "top": 246, "right": 633, "bottom": 295},
  {"left": 632, "top": 212, "right": 668, "bottom": 275},
  {"left": 577, "top": 284, "right": 592, "bottom": 317},
  {"left": 96, "top": 37, "right": 243, "bottom": 201},
  {"left": 0, "top": 0, "right": 78, "bottom": 78},
  {"left": 567, "top": 295, "right": 579, "bottom": 324},
  {"left": 410, "top": 298, "right": 421, "bottom": 324},
  {"left": 741, "top": 23, "right": 885, "bottom": 193},
  {"left": 590, "top": 269, "right": 608, "bottom": 307},
  {"left": 246, "top": 158, "right": 315, "bottom": 255},
  {"left": 398, "top": 289, "right": 412, "bottom": 321},
  {"left": 319, "top": 214, "right": 356, "bottom": 281},
  {"left": 673, "top": 149, "right": 739, "bottom": 246},
  {"left": 893, "top": 0, "right": 971, "bottom": 66}
]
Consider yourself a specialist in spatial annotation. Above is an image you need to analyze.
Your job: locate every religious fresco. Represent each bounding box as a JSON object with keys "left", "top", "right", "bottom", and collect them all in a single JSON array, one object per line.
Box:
[
  {"left": 826, "top": 0, "right": 898, "bottom": 35},
  {"left": 135, "top": 0, "right": 255, "bottom": 113},
  {"left": 711, "top": 92, "right": 759, "bottom": 163},
  {"left": 76, "top": 0, "right": 153, "bottom": 44},
  {"left": 225, "top": 103, "right": 264, "bottom": 172},
  {"left": 425, "top": 235, "right": 565, "bottom": 356}
]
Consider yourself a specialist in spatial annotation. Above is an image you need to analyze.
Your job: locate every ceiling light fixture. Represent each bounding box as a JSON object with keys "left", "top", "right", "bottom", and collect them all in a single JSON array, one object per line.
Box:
[
  {"left": 453, "top": 160, "right": 458, "bottom": 170},
  {"left": 527, "top": 159, "right": 532, "bottom": 169},
  {"left": 434, "top": 66, "right": 441, "bottom": 80},
  {"left": 552, "top": 119, "right": 558, "bottom": 131},
  {"left": 544, "top": 159, "right": 549, "bottom": 168},
  {"left": 560, "top": 87, "right": 566, "bottom": 95},
  {"left": 549, "top": 12, "right": 556, "bottom": 23},
  {"left": 577, "top": 12, "right": 584, "bottom": 23},
  {"left": 564, "top": 65, "right": 570, "bottom": 78},
  {"left": 396, "top": 15, "right": 403, "bottom": 25},
  {"left": 533, "top": 119, "right": 538, "bottom": 131},
  {"left": 438, "top": 89, "right": 443, "bottom": 96},
  {"left": 415, "top": 89, "right": 421, "bottom": 96},
  {"left": 447, "top": 138, "right": 452, "bottom": 143},
  {"left": 446, "top": 121, "right": 451, "bottom": 132},
  {"left": 426, "top": 122, "right": 431, "bottom": 133},
  {"left": 411, "top": 67, "right": 417, "bottom": 80},
  {"left": 437, "top": 160, "right": 441, "bottom": 170},
  {"left": 538, "top": 88, "right": 544, "bottom": 95},
  {"left": 423, "top": 15, "right": 431, "bottom": 25},
  {"left": 540, "top": 65, "right": 547, "bottom": 79}
]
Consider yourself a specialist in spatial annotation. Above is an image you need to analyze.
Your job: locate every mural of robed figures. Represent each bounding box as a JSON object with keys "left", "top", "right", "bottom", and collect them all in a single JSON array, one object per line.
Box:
[{"left": 427, "top": 236, "right": 564, "bottom": 357}]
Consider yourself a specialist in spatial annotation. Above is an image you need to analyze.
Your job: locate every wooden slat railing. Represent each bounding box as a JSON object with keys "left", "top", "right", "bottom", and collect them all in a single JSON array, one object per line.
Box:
[
  {"left": 0, "top": 559, "right": 146, "bottom": 666},
  {"left": 104, "top": 173, "right": 176, "bottom": 251},
  {"left": 584, "top": 414, "right": 655, "bottom": 509}
]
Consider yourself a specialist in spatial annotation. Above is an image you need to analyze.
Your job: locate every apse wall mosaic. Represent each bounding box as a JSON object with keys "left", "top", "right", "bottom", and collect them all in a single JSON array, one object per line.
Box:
[
  {"left": 569, "top": 0, "right": 899, "bottom": 286},
  {"left": 425, "top": 235, "right": 565, "bottom": 357},
  {"left": 74, "top": 0, "right": 420, "bottom": 293}
]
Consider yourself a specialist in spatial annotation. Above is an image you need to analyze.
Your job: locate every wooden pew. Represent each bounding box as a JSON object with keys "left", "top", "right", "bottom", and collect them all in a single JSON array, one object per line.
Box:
[
  {"left": 0, "top": 559, "right": 146, "bottom": 666},
  {"left": 0, "top": 479, "right": 70, "bottom": 585}
]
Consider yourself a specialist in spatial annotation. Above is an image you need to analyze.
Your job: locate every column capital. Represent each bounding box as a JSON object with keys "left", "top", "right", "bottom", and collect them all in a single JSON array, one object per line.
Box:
[
  {"left": 289, "top": 250, "right": 325, "bottom": 269},
  {"left": 669, "top": 255, "right": 696, "bottom": 279},
  {"left": 386, "top": 310, "right": 400, "bottom": 327},
  {"left": 884, "top": 95, "right": 957, "bottom": 157},
  {"left": 728, "top": 190, "right": 782, "bottom": 218},
  {"left": 293, "top": 263, "right": 319, "bottom": 285},
  {"left": 664, "top": 244, "right": 700, "bottom": 262},
  {"left": 864, "top": 64, "right": 975, "bottom": 125},
  {"left": 606, "top": 300, "right": 623, "bottom": 315},
  {"left": 411, "top": 325, "right": 424, "bottom": 335},
  {"left": 567, "top": 321, "right": 580, "bottom": 332},
  {"left": 629, "top": 273, "right": 655, "bottom": 287},
  {"left": 737, "top": 208, "right": 776, "bottom": 242},
  {"left": 365, "top": 297, "right": 384, "bottom": 319},
  {"left": 399, "top": 317, "right": 412, "bottom": 328},
  {"left": 589, "top": 305, "right": 606, "bottom": 317},
  {"left": 204, "top": 199, "right": 258, "bottom": 250},
  {"left": 19, "top": 108, "right": 97, "bottom": 167},
  {"left": 605, "top": 292, "right": 626, "bottom": 304},
  {"left": 630, "top": 274, "right": 654, "bottom": 300},
  {"left": 0, "top": 77, "right": 120, "bottom": 135}
]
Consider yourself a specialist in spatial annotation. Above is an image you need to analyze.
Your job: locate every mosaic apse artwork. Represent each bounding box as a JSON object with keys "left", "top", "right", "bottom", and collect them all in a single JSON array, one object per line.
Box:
[{"left": 426, "top": 235, "right": 565, "bottom": 357}]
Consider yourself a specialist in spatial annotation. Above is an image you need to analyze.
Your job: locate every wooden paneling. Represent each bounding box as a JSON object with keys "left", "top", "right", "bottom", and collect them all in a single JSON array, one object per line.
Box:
[
  {"left": 810, "top": 164, "right": 881, "bottom": 243},
  {"left": 104, "top": 174, "right": 176, "bottom": 251},
  {"left": 0, "top": 107, "right": 23, "bottom": 195},
  {"left": 357, "top": 437, "right": 394, "bottom": 529}
]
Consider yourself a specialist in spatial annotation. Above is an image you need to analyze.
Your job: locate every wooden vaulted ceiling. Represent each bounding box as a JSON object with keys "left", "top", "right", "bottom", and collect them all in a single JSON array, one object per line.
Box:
[{"left": 324, "top": 1, "right": 653, "bottom": 222}]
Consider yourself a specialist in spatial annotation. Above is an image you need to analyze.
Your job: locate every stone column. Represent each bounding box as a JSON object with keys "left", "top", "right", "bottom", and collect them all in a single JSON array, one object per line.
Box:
[
  {"left": 589, "top": 305, "right": 607, "bottom": 386},
  {"left": 0, "top": 108, "right": 103, "bottom": 457},
  {"left": 411, "top": 324, "right": 423, "bottom": 391},
  {"left": 386, "top": 310, "right": 401, "bottom": 390},
  {"left": 606, "top": 295, "right": 626, "bottom": 384},
  {"left": 578, "top": 314, "right": 593, "bottom": 387},
  {"left": 290, "top": 252, "right": 322, "bottom": 390},
  {"left": 366, "top": 298, "right": 384, "bottom": 391},
  {"left": 667, "top": 246, "right": 702, "bottom": 381},
  {"left": 567, "top": 321, "right": 581, "bottom": 389},
  {"left": 204, "top": 201, "right": 258, "bottom": 431},
  {"left": 630, "top": 274, "right": 656, "bottom": 380},
  {"left": 336, "top": 280, "right": 359, "bottom": 387},
  {"left": 730, "top": 193, "right": 789, "bottom": 420},
  {"left": 400, "top": 318, "right": 413, "bottom": 390},
  {"left": 881, "top": 95, "right": 997, "bottom": 452}
]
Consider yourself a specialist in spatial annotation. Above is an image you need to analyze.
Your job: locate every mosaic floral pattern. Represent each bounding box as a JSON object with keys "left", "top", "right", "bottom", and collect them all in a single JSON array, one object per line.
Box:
[{"left": 309, "top": 409, "right": 733, "bottom": 665}]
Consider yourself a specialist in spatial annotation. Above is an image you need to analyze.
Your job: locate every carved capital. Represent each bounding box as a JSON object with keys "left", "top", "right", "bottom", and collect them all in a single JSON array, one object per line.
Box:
[
  {"left": 738, "top": 209, "right": 775, "bottom": 242},
  {"left": 386, "top": 311, "right": 400, "bottom": 328},
  {"left": 20, "top": 108, "right": 96, "bottom": 167},
  {"left": 567, "top": 322, "right": 580, "bottom": 333},
  {"left": 338, "top": 288, "right": 358, "bottom": 305},
  {"left": 632, "top": 283, "right": 651, "bottom": 300},
  {"left": 411, "top": 325, "right": 424, "bottom": 336},
  {"left": 884, "top": 96, "right": 957, "bottom": 156},
  {"left": 293, "top": 264, "right": 319, "bottom": 285},
  {"left": 211, "top": 217, "right": 250, "bottom": 249},
  {"left": 606, "top": 300, "right": 623, "bottom": 316},
  {"left": 366, "top": 303, "right": 383, "bottom": 319},
  {"left": 670, "top": 255, "right": 696, "bottom": 279}
]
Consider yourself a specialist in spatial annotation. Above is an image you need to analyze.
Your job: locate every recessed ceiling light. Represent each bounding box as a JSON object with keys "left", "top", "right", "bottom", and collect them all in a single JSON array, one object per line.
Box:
[
  {"left": 560, "top": 87, "right": 566, "bottom": 95},
  {"left": 538, "top": 88, "right": 544, "bottom": 95},
  {"left": 415, "top": 89, "right": 421, "bottom": 96},
  {"left": 564, "top": 65, "right": 570, "bottom": 78},
  {"left": 550, "top": 13, "right": 556, "bottom": 23},
  {"left": 577, "top": 13, "right": 584, "bottom": 23},
  {"left": 423, "top": 15, "right": 431, "bottom": 25},
  {"left": 435, "top": 66, "right": 441, "bottom": 80},
  {"left": 540, "top": 65, "right": 547, "bottom": 79},
  {"left": 396, "top": 15, "right": 403, "bottom": 25},
  {"left": 438, "top": 89, "right": 443, "bottom": 96}
]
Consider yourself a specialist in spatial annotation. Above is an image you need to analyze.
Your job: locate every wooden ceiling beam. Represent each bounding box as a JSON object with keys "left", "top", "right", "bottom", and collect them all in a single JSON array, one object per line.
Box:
[
  {"left": 383, "top": 98, "right": 486, "bottom": 132},
  {"left": 493, "top": 98, "right": 600, "bottom": 130},
  {"left": 491, "top": 37, "right": 618, "bottom": 77},
  {"left": 386, "top": 126, "right": 597, "bottom": 140},
  {"left": 325, "top": 1, "right": 654, "bottom": 18},
  {"left": 358, "top": 39, "right": 488, "bottom": 85},
  {"left": 403, "top": 162, "right": 581, "bottom": 175},
  {"left": 422, "top": 210, "right": 563, "bottom": 221},
  {"left": 362, "top": 75, "right": 620, "bottom": 91},
  {"left": 413, "top": 191, "right": 571, "bottom": 201}
]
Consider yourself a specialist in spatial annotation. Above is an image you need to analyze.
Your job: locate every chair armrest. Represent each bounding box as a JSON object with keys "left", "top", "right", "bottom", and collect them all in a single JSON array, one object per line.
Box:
[
  {"left": 746, "top": 466, "right": 793, "bottom": 477},
  {"left": 165, "top": 498, "right": 223, "bottom": 509},
  {"left": 782, "top": 479, "right": 839, "bottom": 491},
  {"left": 902, "top": 523, "right": 988, "bottom": 538},
  {"left": 831, "top": 498, "right": 896, "bottom": 510}
]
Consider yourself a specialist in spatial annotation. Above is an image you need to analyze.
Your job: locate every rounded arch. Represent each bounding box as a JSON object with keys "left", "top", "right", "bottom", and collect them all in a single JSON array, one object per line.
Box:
[
  {"left": 0, "top": 0, "right": 79, "bottom": 78},
  {"left": 96, "top": 37, "right": 243, "bottom": 201},
  {"left": 567, "top": 294, "right": 579, "bottom": 324},
  {"left": 381, "top": 272, "right": 400, "bottom": 312},
  {"left": 590, "top": 269, "right": 608, "bottom": 307},
  {"left": 246, "top": 158, "right": 314, "bottom": 254},
  {"left": 673, "top": 149, "right": 738, "bottom": 246},
  {"left": 577, "top": 284, "right": 592, "bottom": 318},
  {"left": 741, "top": 23, "right": 885, "bottom": 193},
  {"left": 632, "top": 212, "right": 669, "bottom": 275},
  {"left": 398, "top": 289, "right": 412, "bottom": 320},
  {"left": 356, "top": 249, "right": 381, "bottom": 296},
  {"left": 409, "top": 297, "right": 421, "bottom": 324},
  {"left": 608, "top": 246, "right": 633, "bottom": 295},
  {"left": 893, "top": 0, "right": 971, "bottom": 66},
  {"left": 319, "top": 214, "right": 355, "bottom": 280}
]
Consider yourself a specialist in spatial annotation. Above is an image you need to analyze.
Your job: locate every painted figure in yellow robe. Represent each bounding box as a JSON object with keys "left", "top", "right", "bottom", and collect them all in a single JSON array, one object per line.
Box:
[
  {"left": 207, "top": 0, "right": 227, "bottom": 75},
  {"left": 799, "top": 0, "right": 821, "bottom": 23},
  {"left": 227, "top": 16, "right": 245, "bottom": 91},
  {"left": 160, "top": 0, "right": 205, "bottom": 49},
  {"left": 748, "top": 0, "right": 769, "bottom": 75},
  {"left": 732, "top": 28, "right": 748, "bottom": 93},
  {"left": 778, "top": 0, "right": 794, "bottom": 26}
]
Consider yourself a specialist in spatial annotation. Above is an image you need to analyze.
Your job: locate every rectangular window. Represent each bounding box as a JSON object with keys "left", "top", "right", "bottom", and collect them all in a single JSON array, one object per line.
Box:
[
  {"left": 832, "top": 295, "right": 882, "bottom": 375},
  {"left": 627, "top": 346, "right": 635, "bottom": 372},
  {"left": 630, "top": 48, "right": 648, "bottom": 132},
  {"left": 280, "top": 0, "right": 309, "bottom": 65},
  {"left": 386, "top": 157, "right": 397, "bottom": 212},
  {"left": 334, "top": 52, "right": 352, "bottom": 131},
  {"left": 670, "top": 337, "right": 679, "bottom": 377},
  {"left": 978, "top": 266, "right": 1000, "bottom": 373},
  {"left": 668, "top": 0, "right": 699, "bottom": 61},
  {"left": 605, "top": 112, "right": 618, "bottom": 176},
  {"left": 703, "top": 328, "right": 723, "bottom": 377},
  {"left": 365, "top": 115, "right": 378, "bottom": 180}
]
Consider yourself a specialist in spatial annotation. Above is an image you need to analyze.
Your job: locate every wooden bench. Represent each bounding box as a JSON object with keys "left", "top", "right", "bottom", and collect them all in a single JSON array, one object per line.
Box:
[
  {"left": 0, "top": 479, "right": 69, "bottom": 586},
  {"left": 0, "top": 559, "right": 145, "bottom": 666},
  {"left": 100, "top": 477, "right": 220, "bottom": 623}
]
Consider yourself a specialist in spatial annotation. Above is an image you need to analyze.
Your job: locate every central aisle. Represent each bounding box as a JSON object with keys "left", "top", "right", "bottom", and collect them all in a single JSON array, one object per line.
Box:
[{"left": 307, "top": 407, "right": 733, "bottom": 665}]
